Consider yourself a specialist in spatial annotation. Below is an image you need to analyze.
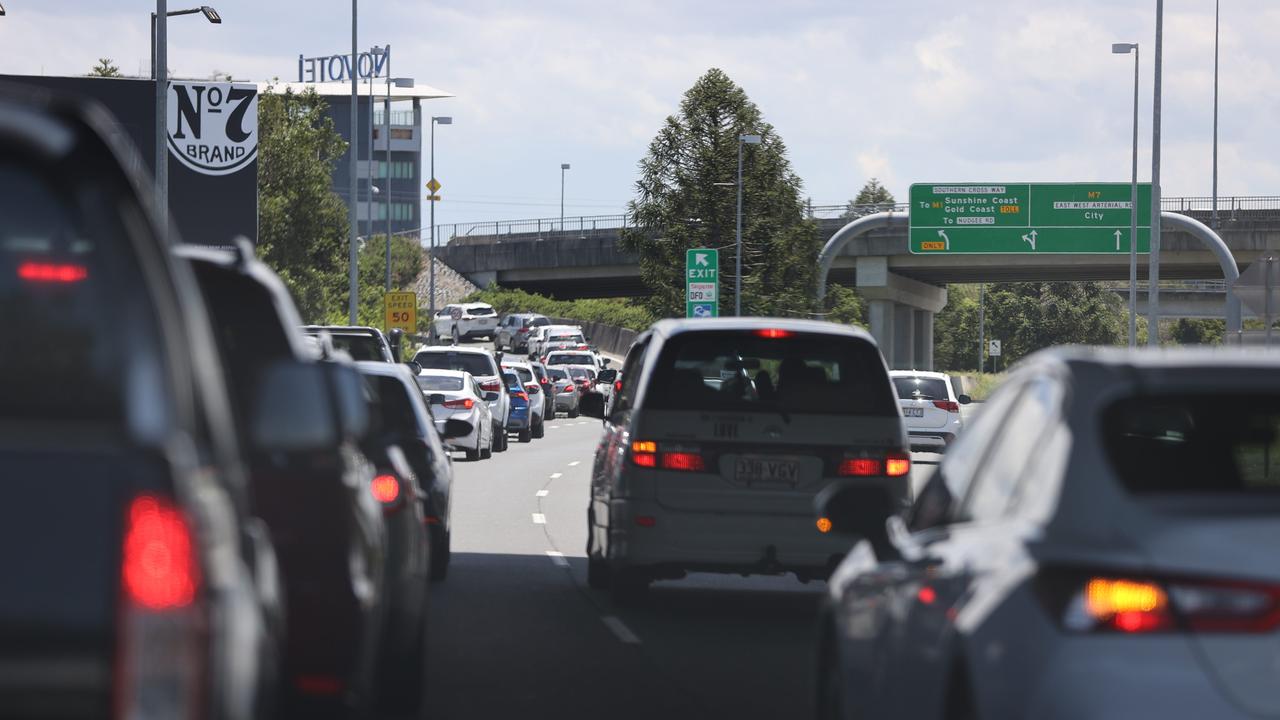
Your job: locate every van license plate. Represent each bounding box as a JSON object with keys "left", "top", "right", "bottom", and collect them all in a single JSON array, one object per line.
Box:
[
  {"left": 904, "top": 407, "right": 924, "bottom": 417},
  {"left": 734, "top": 456, "right": 800, "bottom": 485}
]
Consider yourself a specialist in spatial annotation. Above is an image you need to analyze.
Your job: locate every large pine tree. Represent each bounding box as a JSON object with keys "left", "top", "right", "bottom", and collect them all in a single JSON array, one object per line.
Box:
[{"left": 620, "top": 69, "right": 818, "bottom": 319}]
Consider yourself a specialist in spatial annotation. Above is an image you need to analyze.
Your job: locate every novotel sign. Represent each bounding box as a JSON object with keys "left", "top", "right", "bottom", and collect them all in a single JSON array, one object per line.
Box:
[{"left": 297, "top": 46, "right": 390, "bottom": 83}]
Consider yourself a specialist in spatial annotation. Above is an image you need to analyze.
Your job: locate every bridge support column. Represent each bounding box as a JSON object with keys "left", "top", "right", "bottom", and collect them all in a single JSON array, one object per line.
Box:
[{"left": 856, "top": 257, "right": 946, "bottom": 370}]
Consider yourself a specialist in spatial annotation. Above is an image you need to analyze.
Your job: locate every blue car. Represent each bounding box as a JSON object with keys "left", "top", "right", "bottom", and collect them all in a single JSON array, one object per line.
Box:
[{"left": 504, "top": 371, "right": 533, "bottom": 443}]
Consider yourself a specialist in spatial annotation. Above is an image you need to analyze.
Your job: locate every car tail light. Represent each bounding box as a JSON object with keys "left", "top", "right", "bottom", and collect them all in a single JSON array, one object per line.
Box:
[
  {"left": 837, "top": 451, "right": 910, "bottom": 477},
  {"left": 442, "top": 398, "right": 474, "bottom": 410},
  {"left": 525, "top": 383, "right": 541, "bottom": 395},
  {"left": 755, "top": 328, "right": 792, "bottom": 339},
  {"left": 513, "top": 390, "right": 529, "bottom": 401},
  {"left": 578, "top": 344, "right": 590, "bottom": 350},
  {"left": 933, "top": 400, "right": 961, "bottom": 413},
  {"left": 660, "top": 451, "right": 706, "bottom": 472},
  {"left": 1041, "top": 569, "right": 1280, "bottom": 634},
  {"left": 371, "top": 474, "right": 401, "bottom": 505},
  {"left": 614, "top": 380, "right": 622, "bottom": 392},
  {"left": 517, "top": 327, "right": 529, "bottom": 334},
  {"left": 480, "top": 378, "right": 502, "bottom": 392},
  {"left": 629, "top": 441, "right": 706, "bottom": 472},
  {"left": 630, "top": 440, "right": 657, "bottom": 467},
  {"left": 18, "top": 261, "right": 89, "bottom": 283},
  {"left": 634, "top": 516, "right": 657, "bottom": 528},
  {"left": 295, "top": 674, "right": 345, "bottom": 696},
  {"left": 116, "top": 494, "right": 206, "bottom": 720}
]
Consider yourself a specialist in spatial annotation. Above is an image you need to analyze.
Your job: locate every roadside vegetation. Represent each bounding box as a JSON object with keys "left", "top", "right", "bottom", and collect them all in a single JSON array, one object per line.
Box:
[{"left": 463, "top": 286, "right": 656, "bottom": 331}]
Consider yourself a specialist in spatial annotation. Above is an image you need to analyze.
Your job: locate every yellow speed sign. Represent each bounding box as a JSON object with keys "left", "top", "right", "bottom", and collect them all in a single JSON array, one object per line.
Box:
[{"left": 384, "top": 291, "right": 417, "bottom": 333}]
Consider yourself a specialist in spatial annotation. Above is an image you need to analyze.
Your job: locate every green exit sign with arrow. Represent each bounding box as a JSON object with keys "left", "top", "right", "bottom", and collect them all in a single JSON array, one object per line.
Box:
[
  {"left": 908, "top": 183, "right": 1153, "bottom": 254},
  {"left": 686, "top": 248, "right": 719, "bottom": 318}
]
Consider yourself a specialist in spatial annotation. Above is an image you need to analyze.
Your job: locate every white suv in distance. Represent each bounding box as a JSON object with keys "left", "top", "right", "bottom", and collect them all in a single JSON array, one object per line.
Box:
[
  {"left": 432, "top": 302, "right": 498, "bottom": 342},
  {"left": 581, "top": 318, "right": 907, "bottom": 603},
  {"left": 889, "top": 370, "right": 969, "bottom": 452}
]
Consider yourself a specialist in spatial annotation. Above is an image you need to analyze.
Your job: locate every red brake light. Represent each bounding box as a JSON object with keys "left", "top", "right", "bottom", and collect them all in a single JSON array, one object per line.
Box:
[
  {"left": 479, "top": 379, "right": 502, "bottom": 392},
  {"left": 525, "top": 383, "right": 541, "bottom": 395},
  {"left": 933, "top": 400, "right": 961, "bottom": 413},
  {"left": 660, "top": 451, "right": 706, "bottom": 472},
  {"left": 630, "top": 440, "right": 657, "bottom": 467},
  {"left": 123, "top": 496, "right": 198, "bottom": 610},
  {"left": 1044, "top": 571, "right": 1280, "bottom": 634},
  {"left": 838, "top": 458, "right": 881, "bottom": 476},
  {"left": 755, "top": 328, "right": 792, "bottom": 339},
  {"left": 18, "top": 261, "right": 88, "bottom": 284},
  {"left": 517, "top": 328, "right": 529, "bottom": 334},
  {"left": 615, "top": 380, "right": 622, "bottom": 392},
  {"left": 442, "top": 398, "right": 474, "bottom": 410},
  {"left": 371, "top": 474, "right": 400, "bottom": 504}
]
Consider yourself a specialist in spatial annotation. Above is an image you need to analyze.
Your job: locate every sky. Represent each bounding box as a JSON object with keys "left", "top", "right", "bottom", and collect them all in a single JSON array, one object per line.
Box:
[{"left": 3, "top": 0, "right": 1277, "bottom": 235}]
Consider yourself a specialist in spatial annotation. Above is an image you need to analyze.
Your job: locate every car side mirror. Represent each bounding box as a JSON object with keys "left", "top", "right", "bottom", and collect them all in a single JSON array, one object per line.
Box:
[
  {"left": 428, "top": 393, "right": 446, "bottom": 405},
  {"left": 814, "top": 481, "right": 901, "bottom": 560},
  {"left": 597, "top": 369, "right": 618, "bottom": 384},
  {"left": 601, "top": 358, "right": 612, "bottom": 367},
  {"left": 580, "top": 393, "right": 606, "bottom": 419},
  {"left": 957, "top": 394, "right": 972, "bottom": 405},
  {"left": 249, "top": 360, "right": 338, "bottom": 452},
  {"left": 442, "top": 418, "right": 473, "bottom": 440},
  {"left": 484, "top": 391, "right": 501, "bottom": 402},
  {"left": 326, "top": 362, "right": 371, "bottom": 440}
]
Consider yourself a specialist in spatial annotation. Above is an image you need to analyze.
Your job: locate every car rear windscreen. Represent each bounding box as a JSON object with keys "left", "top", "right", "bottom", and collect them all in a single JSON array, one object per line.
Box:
[
  {"left": 415, "top": 351, "right": 494, "bottom": 378},
  {"left": 327, "top": 334, "right": 386, "bottom": 361},
  {"left": 416, "top": 375, "right": 464, "bottom": 392},
  {"left": 468, "top": 306, "right": 496, "bottom": 316},
  {"left": 645, "top": 330, "right": 896, "bottom": 416},
  {"left": 528, "top": 317, "right": 550, "bottom": 328},
  {"left": 505, "top": 366, "right": 534, "bottom": 384},
  {"left": 1104, "top": 395, "right": 1280, "bottom": 494},
  {"left": 568, "top": 367, "right": 595, "bottom": 380},
  {"left": 893, "top": 376, "right": 950, "bottom": 401},
  {"left": 548, "top": 353, "right": 594, "bottom": 365},
  {"left": 547, "top": 367, "right": 569, "bottom": 380}
]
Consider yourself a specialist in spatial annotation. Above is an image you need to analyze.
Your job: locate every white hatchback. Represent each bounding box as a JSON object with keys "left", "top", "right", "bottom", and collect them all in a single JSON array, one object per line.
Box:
[{"left": 889, "top": 370, "right": 969, "bottom": 452}]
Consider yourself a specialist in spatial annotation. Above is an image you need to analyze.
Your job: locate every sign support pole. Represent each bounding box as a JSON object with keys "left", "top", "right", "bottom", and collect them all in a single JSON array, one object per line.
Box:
[{"left": 348, "top": 0, "right": 359, "bottom": 324}]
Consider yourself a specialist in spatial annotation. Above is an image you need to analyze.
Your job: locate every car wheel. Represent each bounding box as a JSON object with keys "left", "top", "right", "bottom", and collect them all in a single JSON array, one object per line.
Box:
[
  {"left": 480, "top": 444, "right": 492, "bottom": 460},
  {"left": 465, "top": 446, "right": 480, "bottom": 461},
  {"left": 816, "top": 639, "right": 845, "bottom": 720},
  {"left": 491, "top": 423, "right": 503, "bottom": 452},
  {"left": 609, "top": 567, "right": 649, "bottom": 606},
  {"left": 532, "top": 417, "right": 545, "bottom": 439},
  {"left": 568, "top": 406, "right": 580, "bottom": 419},
  {"left": 586, "top": 517, "right": 610, "bottom": 590},
  {"left": 496, "top": 428, "right": 509, "bottom": 452},
  {"left": 376, "top": 604, "right": 428, "bottom": 715},
  {"left": 518, "top": 428, "right": 532, "bottom": 443},
  {"left": 430, "top": 528, "right": 450, "bottom": 583}
]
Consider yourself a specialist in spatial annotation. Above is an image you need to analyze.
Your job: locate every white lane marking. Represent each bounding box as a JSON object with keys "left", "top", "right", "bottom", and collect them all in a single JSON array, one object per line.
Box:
[
  {"left": 550, "top": 473, "right": 563, "bottom": 479},
  {"left": 545, "top": 551, "right": 569, "bottom": 567},
  {"left": 531, "top": 513, "right": 547, "bottom": 524},
  {"left": 577, "top": 421, "right": 590, "bottom": 426},
  {"left": 568, "top": 461, "right": 581, "bottom": 467},
  {"left": 536, "top": 490, "right": 549, "bottom": 497},
  {"left": 601, "top": 615, "right": 641, "bottom": 645}
]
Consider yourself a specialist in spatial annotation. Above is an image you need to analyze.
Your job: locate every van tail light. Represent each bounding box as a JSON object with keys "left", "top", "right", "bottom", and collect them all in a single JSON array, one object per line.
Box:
[
  {"left": 837, "top": 451, "right": 910, "bottom": 477},
  {"left": 371, "top": 473, "right": 404, "bottom": 515},
  {"left": 116, "top": 494, "right": 206, "bottom": 720},
  {"left": 479, "top": 378, "right": 502, "bottom": 393},
  {"left": 933, "top": 400, "right": 961, "bottom": 413},
  {"left": 442, "top": 398, "right": 474, "bottom": 410},
  {"left": 630, "top": 440, "right": 706, "bottom": 472},
  {"left": 1038, "top": 569, "right": 1280, "bottom": 634},
  {"left": 18, "top": 261, "right": 89, "bottom": 283},
  {"left": 660, "top": 451, "right": 705, "bottom": 472}
]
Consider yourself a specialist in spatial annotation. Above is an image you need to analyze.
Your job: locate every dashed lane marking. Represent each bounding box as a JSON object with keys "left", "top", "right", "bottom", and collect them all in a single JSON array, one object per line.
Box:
[
  {"left": 536, "top": 490, "right": 549, "bottom": 497},
  {"left": 531, "top": 513, "right": 547, "bottom": 525},
  {"left": 550, "top": 473, "right": 562, "bottom": 479},
  {"left": 568, "top": 461, "right": 580, "bottom": 467},
  {"left": 601, "top": 615, "right": 641, "bottom": 645},
  {"left": 545, "top": 551, "right": 569, "bottom": 567}
]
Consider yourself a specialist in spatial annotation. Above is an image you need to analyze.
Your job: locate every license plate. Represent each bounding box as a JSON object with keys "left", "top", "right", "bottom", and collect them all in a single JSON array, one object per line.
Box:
[
  {"left": 734, "top": 456, "right": 801, "bottom": 485},
  {"left": 904, "top": 407, "right": 924, "bottom": 417}
]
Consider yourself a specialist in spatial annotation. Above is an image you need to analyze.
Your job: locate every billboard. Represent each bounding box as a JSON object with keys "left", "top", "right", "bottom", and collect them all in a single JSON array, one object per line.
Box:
[{"left": 0, "top": 74, "right": 258, "bottom": 248}]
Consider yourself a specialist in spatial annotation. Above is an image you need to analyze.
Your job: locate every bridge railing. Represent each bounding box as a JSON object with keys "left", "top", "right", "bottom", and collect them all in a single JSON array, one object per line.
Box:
[{"left": 433, "top": 196, "right": 1280, "bottom": 247}]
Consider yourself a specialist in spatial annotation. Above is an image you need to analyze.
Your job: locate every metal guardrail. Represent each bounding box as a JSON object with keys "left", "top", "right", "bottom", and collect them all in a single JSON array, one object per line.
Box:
[{"left": 432, "top": 196, "right": 1280, "bottom": 246}]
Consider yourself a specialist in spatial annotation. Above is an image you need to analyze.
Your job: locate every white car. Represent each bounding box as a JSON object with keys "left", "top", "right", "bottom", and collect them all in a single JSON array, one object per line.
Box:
[
  {"left": 416, "top": 370, "right": 494, "bottom": 461},
  {"left": 544, "top": 350, "right": 608, "bottom": 373},
  {"left": 500, "top": 360, "right": 547, "bottom": 438},
  {"left": 532, "top": 324, "right": 585, "bottom": 357},
  {"left": 413, "top": 346, "right": 511, "bottom": 453},
  {"left": 432, "top": 302, "right": 499, "bottom": 342},
  {"left": 889, "top": 370, "right": 969, "bottom": 452},
  {"left": 544, "top": 366, "right": 581, "bottom": 417},
  {"left": 582, "top": 317, "right": 907, "bottom": 604}
]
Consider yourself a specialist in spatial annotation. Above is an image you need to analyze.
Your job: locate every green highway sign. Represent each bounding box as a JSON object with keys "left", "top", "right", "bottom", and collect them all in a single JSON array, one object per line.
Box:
[
  {"left": 909, "top": 183, "right": 1152, "bottom": 254},
  {"left": 685, "top": 248, "right": 719, "bottom": 318}
]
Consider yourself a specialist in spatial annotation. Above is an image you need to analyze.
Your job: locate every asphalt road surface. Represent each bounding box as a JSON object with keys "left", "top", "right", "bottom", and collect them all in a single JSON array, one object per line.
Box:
[{"left": 423, "top": 413, "right": 937, "bottom": 719}]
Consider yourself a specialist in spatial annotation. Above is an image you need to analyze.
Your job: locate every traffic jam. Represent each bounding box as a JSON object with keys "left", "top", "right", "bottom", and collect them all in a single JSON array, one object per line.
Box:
[{"left": 3, "top": 86, "right": 1279, "bottom": 720}]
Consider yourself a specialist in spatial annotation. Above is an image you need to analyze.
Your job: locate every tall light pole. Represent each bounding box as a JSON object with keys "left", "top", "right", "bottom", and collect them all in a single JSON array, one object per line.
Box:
[
  {"left": 367, "top": 51, "right": 378, "bottom": 244},
  {"left": 151, "top": 6, "right": 220, "bottom": 80},
  {"left": 347, "top": 0, "right": 359, "bottom": 324},
  {"left": 1212, "top": 0, "right": 1220, "bottom": 230},
  {"left": 560, "top": 163, "right": 571, "bottom": 237},
  {"left": 1114, "top": 42, "right": 1140, "bottom": 348},
  {"left": 735, "top": 134, "right": 762, "bottom": 317},
  {"left": 385, "top": 74, "right": 414, "bottom": 291},
  {"left": 1149, "top": 0, "right": 1164, "bottom": 346},
  {"left": 428, "top": 115, "right": 452, "bottom": 340},
  {"left": 154, "top": 1, "right": 168, "bottom": 239}
]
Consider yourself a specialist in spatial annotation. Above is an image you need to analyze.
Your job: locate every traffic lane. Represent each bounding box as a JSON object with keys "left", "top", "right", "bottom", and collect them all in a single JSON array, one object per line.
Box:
[{"left": 432, "top": 419, "right": 824, "bottom": 719}]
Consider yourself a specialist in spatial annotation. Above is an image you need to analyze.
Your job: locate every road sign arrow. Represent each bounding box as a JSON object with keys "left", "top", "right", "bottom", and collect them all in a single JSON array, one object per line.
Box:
[
  {"left": 1022, "top": 230, "right": 1038, "bottom": 251},
  {"left": 695, "top": 253, "right": 709, "bottom": 266},
  {"left": 1114, "top": 229, "right": 1123, "bottom": 251},
  {"left": 937, "top": 229, "right": 950, "bottom": 250}
]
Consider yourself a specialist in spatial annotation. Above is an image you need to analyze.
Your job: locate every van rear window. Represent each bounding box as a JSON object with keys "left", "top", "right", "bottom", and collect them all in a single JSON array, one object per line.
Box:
[
  {"left": 645, "top": 330, "right": 896, "bottom": 416},
  {"left": 415, "top": 351, "right": 494, "bottom": 379},
  {"left": 1104, "top": 395, "right": 1280, "bottom": 495}
]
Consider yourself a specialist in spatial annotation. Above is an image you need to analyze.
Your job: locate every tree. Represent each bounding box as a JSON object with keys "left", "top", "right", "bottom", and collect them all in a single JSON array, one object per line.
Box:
[
  {"left": 620, "top": 69, "right": 819, "bottom": 319},
  {"left": 88, "top": 58, "right": 122, "bottom": 77},
  {"left": 255, "top": 86, "right": 351, "bottom": 323},
  {"left": 1169, "top": 318, "right": 1224, "bottom": 345},
  {"left": 823, "top": 283, "right": 865, "bottom": 327},
  {"left": 842, "top": 178, "right": 895, "bottom": 219},
  {"left": 352, "top": 235, "right": 424, "bottom": 326}
]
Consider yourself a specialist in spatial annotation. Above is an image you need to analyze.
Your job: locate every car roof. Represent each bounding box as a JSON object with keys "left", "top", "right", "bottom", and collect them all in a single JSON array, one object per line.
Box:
[
  {"left": 415, "top": 345, "right": 494, "bottom": 357},
  {"left": 649, "top": 316, "right": 877, "bottom": 344},
  {"left": 354, "top": 360, "right": 416, "bottom": 382},
  {"left": 889, "top": 370, "right": 951, "bottom": 380},
  {"left": 501, "top": 360, "right": 533, "bottom": 369},
  {"left": 1028, "top": 344, "right": 1280, "bottom": 372},
  {"left": 302, "top": 324, "right": 386, "bottom": 337},
  {"left": 417, "top": 368, "right": 470, "bottom": 378}
]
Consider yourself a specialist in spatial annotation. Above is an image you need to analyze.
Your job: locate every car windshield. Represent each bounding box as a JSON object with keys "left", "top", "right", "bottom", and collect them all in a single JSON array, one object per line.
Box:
[
  {"left": 326, "top": 334, "right": 387, "bottom": 362},
  {"left": 892, "top": 376, "right": 949, "bottom": 401},
  {"left": 528, "top": 317, "right": 550, "bottom": 328},
  {"left": 646, "top": 330, "right": 896, "bottom": 416},
  {"left": 1104, "top": 395, "right": 1280, "bottom": 497},
  {"left": 415, "top": 351, "right": 495, "bottom": 378},
  {"left": 548, "top": 353, "right": 594, "bottom": 365},
  {"left": 416, "top": 374, "right": 464, "bottom": 392}
]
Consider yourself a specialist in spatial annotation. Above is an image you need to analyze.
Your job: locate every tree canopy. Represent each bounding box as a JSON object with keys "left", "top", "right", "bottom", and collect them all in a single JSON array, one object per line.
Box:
[
  {"left": 842, "top": 178, "right": 895, "bottom": 219},
  {"left": 88, "top": 58, "right": 122, "bottom": 77},
  {"left": 620, "top": 68, "right": 819, "bottom": 319}
]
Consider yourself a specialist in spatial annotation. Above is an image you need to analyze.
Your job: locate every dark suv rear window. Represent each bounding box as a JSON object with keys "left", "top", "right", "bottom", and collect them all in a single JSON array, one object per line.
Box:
[
  {"left": 1104, "top": 395, "right": 1280, "bottom": 494},
  {"left": 645, "top": 330, "right": 896, "bottom": 416},
  {"left": 415, "top": 350, "right": 495, "bottom": 379}
]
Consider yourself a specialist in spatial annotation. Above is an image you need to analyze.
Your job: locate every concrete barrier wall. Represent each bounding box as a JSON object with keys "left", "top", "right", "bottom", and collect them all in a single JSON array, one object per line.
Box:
[{"left": 550, "top": 317, "right": 639, "bottom": 360}]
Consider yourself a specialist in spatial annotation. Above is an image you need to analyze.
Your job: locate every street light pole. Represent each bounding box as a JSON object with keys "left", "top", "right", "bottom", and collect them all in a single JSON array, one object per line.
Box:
[
  {"left": 383, "top": 50, "right": 392, "bottom": 292},
  {"left": 1149, "top": 0, "right": 1164, "bottom": 347},
  {"left": 347, "top": 0, "right": 359, "bottom": 324},
  {"left": 367, "top": 55, "right": 376, "bottom": 248},
  {"left": 154, "top": 1, "right": 167, "bottom": 240},
  {"left": 560, "top": 163, "right": 571, "bottom": 237},
  {"left": 1212, "top": 0, "right": 1220, "bottom": 230},
  {"left": 735, "top": 134, "right": 762, "bottom": 317},
  {"left": 1113, "top": 42, "right": 1140, "bottom": 348},
  {"left": 151, "top": 6, "right": 220, "bottom": 80},
  {"left": 429, "top": 116, "right": 452, "bottom": 342}
]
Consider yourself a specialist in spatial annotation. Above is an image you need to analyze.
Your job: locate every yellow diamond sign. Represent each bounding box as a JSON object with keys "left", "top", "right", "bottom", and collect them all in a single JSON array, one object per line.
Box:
[{"left": 426, "top": 178, "right": 441, "bottom": 193}]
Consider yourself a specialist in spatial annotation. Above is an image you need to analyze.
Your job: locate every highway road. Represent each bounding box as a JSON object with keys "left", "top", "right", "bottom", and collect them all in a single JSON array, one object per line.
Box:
[{"left": 422, "top": 407, "right": 938, "bottom": 718}]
